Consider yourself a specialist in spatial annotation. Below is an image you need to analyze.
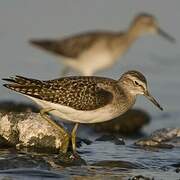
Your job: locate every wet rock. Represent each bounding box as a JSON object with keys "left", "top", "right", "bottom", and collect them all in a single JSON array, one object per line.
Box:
[
  {"left": 0, "top": 110, "right": 87, "bottom": 165},
  {"left": 129, "top": 175, "right": 154, "bottom": 180},
  {"left": 0, "top": 136, "right": 11, "bottom": 148},
  {"left": 76, "top": 137, "right": 92, "bottom": 148},
  {"left": 92, "top": 160, "right": 143, "bottom": 169},
  {"left": 0, "top": 111, "right": 69, "bottom": 153},
  {"left": 54, "top": 151, "right": 86, "bottom": 166},
  {"left": 91, "top": 109, "right": 150, "bottom": 136},
  {"left": 175, "top": 167, "right": 180, "bottom": 173},
  {"left": 95, "top": 134, "right": 125, "bottom": 145},
  {"left": 135, "top": 128, "right": 180, "bottom": 148},
  {"left": 169, "top": 137, "right": 180, "bottom": 147}
]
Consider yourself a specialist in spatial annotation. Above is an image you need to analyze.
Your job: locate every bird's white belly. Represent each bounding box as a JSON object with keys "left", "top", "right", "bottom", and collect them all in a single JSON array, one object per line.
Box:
[
  {"left": 79, "top": 50, "right": 114, "bottom": 75},
  {"left": 29, "top": 97, "right": 120, "bottom": 124},
  {"left": 64, "top": 49, "right": 115, "bottom": 76}
]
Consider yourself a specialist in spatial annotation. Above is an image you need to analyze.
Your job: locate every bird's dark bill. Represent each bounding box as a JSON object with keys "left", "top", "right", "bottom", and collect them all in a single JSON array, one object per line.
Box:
[
  {"left": 158, "top": 28, "right": 175, "bottom": 43},
  {"left": 145, "top": 91, "right": 163, "bottom": 111}
]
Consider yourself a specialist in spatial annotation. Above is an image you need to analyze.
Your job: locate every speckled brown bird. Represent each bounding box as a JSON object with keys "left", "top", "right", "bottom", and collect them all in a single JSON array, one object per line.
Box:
[
  {"left": 29, "top": 13, "right": 175, "bottom": 76},
  {"left": 3, "top": 70, "right": 163, "bottom": 153}
]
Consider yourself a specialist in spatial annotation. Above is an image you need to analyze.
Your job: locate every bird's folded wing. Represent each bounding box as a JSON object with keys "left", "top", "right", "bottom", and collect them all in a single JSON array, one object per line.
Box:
[
  {"left": 3, "top": 76, "right": 114, "bottom": 111},
  {"left": 29, "top": 32, "right": 102, "bottom": 58}
]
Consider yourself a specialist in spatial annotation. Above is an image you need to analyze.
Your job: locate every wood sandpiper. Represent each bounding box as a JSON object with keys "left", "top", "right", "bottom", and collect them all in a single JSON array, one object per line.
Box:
[
  {"left": 3, "top": 70, "right": 163, "bottom": 153},
  {"left": 29, "top": 13, "right": 175, "bottom": 76}
]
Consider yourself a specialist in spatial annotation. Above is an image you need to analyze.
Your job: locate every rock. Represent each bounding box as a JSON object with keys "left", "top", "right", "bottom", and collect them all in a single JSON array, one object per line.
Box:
[
  {"left": 90, "top": 109, "right": 150, "bottom": 136},
  {"left": 92, "top": 160, "right": 142, "bottom": 169},
  {"left": 175, "top": 167, "right": 180, "bottom": 173},
  {"left": 95, "top": 134, "right": 125, "bottom": 145},
  {"left": 0, "top": 110, "right": 87, "bottom": 165},
  {"left": 135, "top": 128, "right": 180, "bottom": 148},
  {"left": 0, "top": 111, "right": 69, "bottom": 153},
  {"left": 76, "top": 137, "right": 92, "bottom": 148},
  {"left": 0, "top": 136, "right": 11, "bottom": 147},
  {"left": 129, "top": 175, "right": 154, "bottom": 180},
  {"left": 54, "top": 151, "right": 86, "bottom": 166}
]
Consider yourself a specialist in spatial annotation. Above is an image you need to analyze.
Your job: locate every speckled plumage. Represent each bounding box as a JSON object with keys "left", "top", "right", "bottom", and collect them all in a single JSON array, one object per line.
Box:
[
  {"left": 3, "top": 75, "right": 117, "bottom": 111},
  {"left": 3, "top": 70, "right": 163, "bottom": 124}
]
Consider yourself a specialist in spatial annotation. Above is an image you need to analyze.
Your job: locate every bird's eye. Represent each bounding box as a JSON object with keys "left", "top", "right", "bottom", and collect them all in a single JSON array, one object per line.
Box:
[{"left": 134, "top": 81, "right": 139, "bottom": 85}]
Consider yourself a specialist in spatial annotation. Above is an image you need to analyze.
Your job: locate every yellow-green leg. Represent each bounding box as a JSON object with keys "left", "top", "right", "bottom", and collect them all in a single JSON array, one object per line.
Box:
[
  {"left": 71, "top": 123, "right": 79, "bottom": 153},
  {"left": 40, "top": 108, "right": 66, "bottom": 134},
  {"left": 40, "top": 108, "right": 69, "bottom": 153}
]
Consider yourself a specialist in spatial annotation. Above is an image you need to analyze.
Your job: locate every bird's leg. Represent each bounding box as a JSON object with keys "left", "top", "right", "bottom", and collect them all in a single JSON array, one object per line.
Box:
[
  {"left": 40, "top": 108, "right": 66, "bottom": 134},
  {"left": 71, "top": 123, "right": 79, "bottom": 153},
  {"left": 40, "top": 108, "right": 70, "bottom": 153}
]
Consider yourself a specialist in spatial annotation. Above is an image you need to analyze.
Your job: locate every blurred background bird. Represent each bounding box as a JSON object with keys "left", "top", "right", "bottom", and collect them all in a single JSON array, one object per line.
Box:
[{"left": 29, "top": 13, "right": 175, "bottom": 76}]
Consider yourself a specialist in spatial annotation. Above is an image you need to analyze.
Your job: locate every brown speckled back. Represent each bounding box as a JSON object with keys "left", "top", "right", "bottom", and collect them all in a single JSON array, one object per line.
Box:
[{"left": 3, "top": 76, "right": 116, "bottom": 111}]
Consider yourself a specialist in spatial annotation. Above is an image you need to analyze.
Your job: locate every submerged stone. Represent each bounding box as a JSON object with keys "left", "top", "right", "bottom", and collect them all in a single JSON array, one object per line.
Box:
[
  {"left": 175, "top": 167, "right": 180, "bottom": 173},
  {"left": 129, "top": 175, "right": 154, "bottom": 180},
  {"left": 76, "top": 137, "right": 92, "bottom": 147},
  {"left": 95, "top": 134, "right": 125, "bottom": 145},
  {"left": 135, "top": 128, "right": 180, "bottom": 148},
  {"left": 0, "top": 136, "right": 11, "bottom": 148},
  {"left": 92, "top": 160, "right": 143, "bottom": 169},
  {"left": 54, "top": 151, "right": 86, "bottom": 166}
]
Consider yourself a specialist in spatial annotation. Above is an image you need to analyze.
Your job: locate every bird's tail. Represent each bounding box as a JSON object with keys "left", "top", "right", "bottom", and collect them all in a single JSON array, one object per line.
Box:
[
  {"left": 3, "top": 76, "right": 43, "bottom": 98},
  {"left": 29, "top": 39, "right": 61, "bottom": 55}
]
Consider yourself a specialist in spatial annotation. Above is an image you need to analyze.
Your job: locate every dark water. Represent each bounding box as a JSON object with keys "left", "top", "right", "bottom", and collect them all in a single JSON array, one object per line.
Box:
[{"left": 0, "top": 0, "right": 180, "bottom": 179}]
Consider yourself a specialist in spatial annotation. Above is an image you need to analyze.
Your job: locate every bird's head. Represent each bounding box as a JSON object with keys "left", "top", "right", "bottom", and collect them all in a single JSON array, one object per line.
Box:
[
  {"left": 129, "top": 13, "right": 175, "bottom": 43},
  {"left": 119, "top": 70, "right": 163, "bottom": 111}
]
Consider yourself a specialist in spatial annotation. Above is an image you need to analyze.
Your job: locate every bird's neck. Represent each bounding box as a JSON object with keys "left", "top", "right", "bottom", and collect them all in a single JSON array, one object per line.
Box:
[
  {"left": 126, "top": 25, "right": 143, "bottom": 44},
  {"left": 115, "top": 26, "right": 142, "bottom": 51},
  {"left": 116, "top": 82, "right": 136, "bottom": 110}
]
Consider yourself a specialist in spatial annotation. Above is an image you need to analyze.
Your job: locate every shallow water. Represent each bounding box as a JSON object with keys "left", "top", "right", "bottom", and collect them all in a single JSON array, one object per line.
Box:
[
  {"left": 0, "top": 0, "right": 180, "bottom": 179},
  {"left": 0, "top": 138, "right": 179, "bottom": 179}
]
